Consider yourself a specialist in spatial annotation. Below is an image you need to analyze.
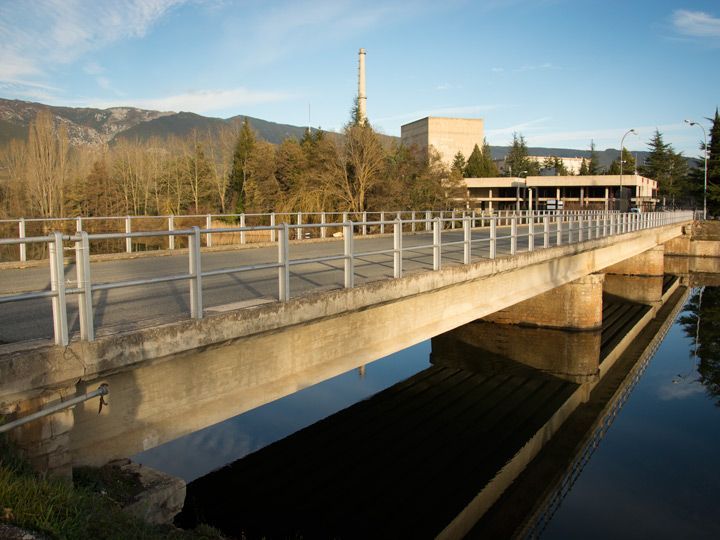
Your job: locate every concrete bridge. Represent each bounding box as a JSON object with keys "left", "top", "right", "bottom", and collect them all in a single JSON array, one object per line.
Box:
[{"left": 0, "top": 210, "right": 697, "bottom": 475}]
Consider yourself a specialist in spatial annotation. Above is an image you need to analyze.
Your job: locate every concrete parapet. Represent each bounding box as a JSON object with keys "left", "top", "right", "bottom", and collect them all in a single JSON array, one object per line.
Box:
[
  {"left": 603, "top": 245, "right": 664, "bottom": 276},
  {"left": 483, "top": 274, "right": 605, "bottom": 330}
]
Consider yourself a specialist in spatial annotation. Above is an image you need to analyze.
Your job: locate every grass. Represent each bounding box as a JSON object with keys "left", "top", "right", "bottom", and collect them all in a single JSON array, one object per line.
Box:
[{"left": 0, "top": 437, "right": 226, "bottom": 539}]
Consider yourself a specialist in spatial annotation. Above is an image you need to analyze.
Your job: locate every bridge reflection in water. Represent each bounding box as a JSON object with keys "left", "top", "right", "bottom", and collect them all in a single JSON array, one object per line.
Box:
[{"left": 174, "top": 279, "right": 687, "bottom": 539}]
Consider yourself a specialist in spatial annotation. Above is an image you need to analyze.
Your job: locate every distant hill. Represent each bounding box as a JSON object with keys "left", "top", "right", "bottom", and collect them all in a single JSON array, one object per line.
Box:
[{"left": 489, "top": 145, "right": 652, "bottom": 169}]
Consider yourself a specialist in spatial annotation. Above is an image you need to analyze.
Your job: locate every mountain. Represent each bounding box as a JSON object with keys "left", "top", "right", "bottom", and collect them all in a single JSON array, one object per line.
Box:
[
  {"left": 0, "top": 98, "right": 316, "bottom": 147},
  {"left": 489, "top": 145, "right": 652, "bottom": 169}
]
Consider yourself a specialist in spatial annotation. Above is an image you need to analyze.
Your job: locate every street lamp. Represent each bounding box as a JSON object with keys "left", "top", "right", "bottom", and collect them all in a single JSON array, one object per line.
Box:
[
  {"left": 685, "top": 119, "right": 708, "bottom": 220},
  {"left": 620, "top": 128, "right": 637, "bottom": 211}
]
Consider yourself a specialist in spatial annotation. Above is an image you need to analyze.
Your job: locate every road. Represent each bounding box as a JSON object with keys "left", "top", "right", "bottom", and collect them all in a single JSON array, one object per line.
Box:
[{"left": 0, "top": 223, "right": 581, "bottom": 344}]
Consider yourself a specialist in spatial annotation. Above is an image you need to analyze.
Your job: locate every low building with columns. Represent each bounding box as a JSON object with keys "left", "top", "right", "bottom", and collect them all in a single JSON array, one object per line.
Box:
[{"left": 459, "top": 174, "right": 658, "bottom": 212}]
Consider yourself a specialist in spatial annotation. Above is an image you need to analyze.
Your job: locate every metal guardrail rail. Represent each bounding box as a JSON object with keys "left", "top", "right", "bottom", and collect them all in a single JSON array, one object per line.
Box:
[{"left": 0, "top": 210, "right": 694, "bottom": 346}]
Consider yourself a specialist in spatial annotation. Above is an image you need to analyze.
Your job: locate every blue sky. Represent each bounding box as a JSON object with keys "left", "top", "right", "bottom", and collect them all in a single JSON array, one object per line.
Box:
[{"left": 1, "top": 0, "right": 718, "bottom": 155}]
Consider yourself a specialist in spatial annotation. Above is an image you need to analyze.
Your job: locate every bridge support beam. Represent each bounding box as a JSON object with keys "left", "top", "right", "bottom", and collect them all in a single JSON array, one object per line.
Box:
[
  {"left": 603, "top": 245, "right": 664, "bottom": 277},
  {"left": 432, "top": 322, "right": 600, "bottom": 384},
  {"left": 483, "top": 274, "right": 605, "bottom": 331}
]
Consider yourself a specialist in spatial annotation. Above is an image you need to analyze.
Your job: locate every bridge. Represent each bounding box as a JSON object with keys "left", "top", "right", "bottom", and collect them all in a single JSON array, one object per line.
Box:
[{"left": 0, "top": 209, "right": 696, "bottom": 477}]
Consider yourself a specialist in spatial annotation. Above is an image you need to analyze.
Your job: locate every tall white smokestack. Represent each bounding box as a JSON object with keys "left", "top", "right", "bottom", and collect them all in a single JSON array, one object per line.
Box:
[{"left": 358, "top": 48, "right": 367, "bottom": 124}]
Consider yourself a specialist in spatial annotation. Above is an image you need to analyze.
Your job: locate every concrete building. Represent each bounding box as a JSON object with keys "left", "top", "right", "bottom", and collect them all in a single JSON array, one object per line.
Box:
[
  {"left": 460, "top": 174, "right": 658, "bottom": 211},
  {"left": 401, "top": 117, "right": 485, "bottom": 167}
]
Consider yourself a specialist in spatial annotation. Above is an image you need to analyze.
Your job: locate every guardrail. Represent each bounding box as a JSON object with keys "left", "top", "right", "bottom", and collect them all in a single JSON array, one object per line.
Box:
[
  {"left": 0, "top": 210, "right": 693, "bottom": 347},
  {"left": 0, "top": 209, "right": 617, "bottom": 263}
]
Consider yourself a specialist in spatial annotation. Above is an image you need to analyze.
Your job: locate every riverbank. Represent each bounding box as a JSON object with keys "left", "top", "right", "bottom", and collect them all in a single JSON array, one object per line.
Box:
[{"left": 0, "top": 438, "right": 224, "bottom": 539}]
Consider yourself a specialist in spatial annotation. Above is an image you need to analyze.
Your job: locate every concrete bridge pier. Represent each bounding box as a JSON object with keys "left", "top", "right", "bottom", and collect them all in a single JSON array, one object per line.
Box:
[
  {"left": 602, "top": 246, "right": 664, "bottom": 311},
  {"left": 4, "top": 385, "right": 78, "bottom": 479},
  {"left": 483, "top": 274, "right": 605, "bottom": 331}
]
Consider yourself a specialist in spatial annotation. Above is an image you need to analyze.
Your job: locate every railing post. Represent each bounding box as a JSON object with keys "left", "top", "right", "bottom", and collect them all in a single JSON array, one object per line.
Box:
[
  {"left": 188, "top": 226, "right": 203, "bottom": 319},
  {"left": 557, "top": 218, "right": 563, "bottom": 245},
  {"left": 543, "top": 215, "right": 550, "bottom": 248},
  {"left": 278, "top": 223, "right": 290, "bottom": 301},
  {"left": 433, "top": 218, "right": 442, "bottom": 270},
  {"left": 125, "top": 216, "right": 132, "bottom": 253},
  {"left": 344, "top": 221, "right": 354, "bottom": 288},
  {"left": 578, "top": 216, "right": 584, "bottom": 242},
  {"left": 603, "top": 213, "right": 608, "bottom": 237},
  {"left": 451, "top": 210, "right": 456, "bottom": 229},
  {"left": 463, "top": 216, "right": 471, "bottom": 264},
  {"left": 169, "top": 215, "right": 175, "bottom": 250},
  {"left": 49, "top": 232, "right": 68, "bottom": 346},
  {"left": 320, "top": 212, "right": 326, "bottom": 239},
  {"left": 270, "top": 213, "right": 276, "bottom": 242},
  {"left": 510, "top": 216, "right": 517, "bottom": 255},
  {"left": 426, "top": 211, "right": 432, "bottom": 232},
  {"left": 240, "top": 214, "right": 246, "bottom": 244},
  {"left": 205, "top": 214, "right": 213, "bottom": 247},
  {"left": 18, "top": 218, "right": 26, "bottom": 262},
  {"left": 297, "top": 212, "right": 303, "bottom": 240},
  {"left": 471, "top": 209, "right": 476, "bottom": 228},
  {"left": 490, "top": 217, "right": 496, "bottom": 259},
  {"left": 394, "top": 218, "right": 403, "bottom": 278},
  {"left": 75, "top": 231, "right": 94, "bottom": 341},
  {"left": 342, "top": 212, "right": 349, "bottom": 226},
  {"left": 362, "top": 211, "right": 368, "bottom": 235},
  {"left": 76, "top": 217, "right": 83, "bottom": 233},
  {"left": 528, "top": 215, "right": 535, "bottom": 252},
  {"left": 380, "top": 211, "right": 385, "bottom": 235},
  {"left": 411, "top": 211, "right": 416, "bottom": 232}
]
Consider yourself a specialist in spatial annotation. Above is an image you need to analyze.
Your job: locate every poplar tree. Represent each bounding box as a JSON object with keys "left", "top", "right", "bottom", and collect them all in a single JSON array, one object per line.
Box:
[{"left": 229, "top": 118, "right": 256, "bottom": 213}]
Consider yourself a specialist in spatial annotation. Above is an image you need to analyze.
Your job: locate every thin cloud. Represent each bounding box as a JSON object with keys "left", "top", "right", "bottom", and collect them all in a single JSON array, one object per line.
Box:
[
  {"left": 0, "top": 0, "right": 186, "bottom": 88},
  {"left": 90, "top": 88, "right": 292, "bottom": 114},
  {"left": 672, "top": 9, "right": 720, "bottom": 38}
]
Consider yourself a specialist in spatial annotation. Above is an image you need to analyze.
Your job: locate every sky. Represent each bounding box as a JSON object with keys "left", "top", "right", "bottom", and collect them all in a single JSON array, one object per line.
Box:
[{"left": 1, "top": 0, "right": 718, "bottom": 155}]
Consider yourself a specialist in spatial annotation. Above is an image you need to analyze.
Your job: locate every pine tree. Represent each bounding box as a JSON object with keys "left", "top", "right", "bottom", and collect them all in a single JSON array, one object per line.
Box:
[
  {"left": 452, "top": 151, "right": 466, "bottom": 176},
  {"left": 707, "top": 108, "right": 720, "bottom": 215},
  {"left": 464, "top": 144, "right": 484, "bottom": 177},
  {"left": 229, "top": 118, "right": 256, "bottom": 213},
  {"left": 505, "top": 133, "right": 531, "bottom": 177},
  {"left": 608, "top": 148, "right": 636, "bottom": 175},
  {"left": 481, "top": 138, "right": 499, "bottom": 177},
  {"left": 579, "top": 158, "right": 589, "bottom": 175}
]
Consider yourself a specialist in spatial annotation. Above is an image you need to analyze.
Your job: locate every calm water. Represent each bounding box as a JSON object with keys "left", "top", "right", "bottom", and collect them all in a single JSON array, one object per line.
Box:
[
  {"left": 135, "top": 285, "right": 720, "bottom": 538},
  {"left": 542, "top": 287, "right": 720, "bottom": 539}
]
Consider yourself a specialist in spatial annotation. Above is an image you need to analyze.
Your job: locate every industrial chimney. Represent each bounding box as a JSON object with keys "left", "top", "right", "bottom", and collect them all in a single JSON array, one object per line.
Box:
[{"left": 358, "top": 48, "right": 367, "bottom": 123}]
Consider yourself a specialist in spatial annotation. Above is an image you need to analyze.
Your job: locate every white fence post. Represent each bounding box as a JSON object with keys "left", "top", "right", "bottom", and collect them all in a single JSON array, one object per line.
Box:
[
  {"left": 463, "top": 216, "right": 471, "bottom": 264},
  {"left": 510, "top": 216, "right": 517, "bottom": 255},
  {"left": 18, "top": 218, "right": 26, "bottom": 262},
  {"left": 380, "top": 211, "right": 385, "bottom": 235},
  {"left": 490, "top": 217, "right": 496, "bottom": 259},
  {"left": 278, "top": 223, "right": 290, "bottom": 301},
  {"left": 206, "top": 214, "right": 213, "bottom": 247},
  {"left": 270, "top": 213, "right": 276, "bottom": 243},
  {"left": 543, "top": 215, "right": 550, "bottom": 248},
  {"left": 125, "top": 216, "right": 132, "bottom": 253},
  {"left": 426, "top": 211, "right": 432, "bottom": 232},
  {"left": 240, "top": 214, "right": 246, "bottom": 245},
  {"left": 394, "top": 218, "right": 403, "bottom": 278},
  {"left": 344, "top": 221, "right": 354, "bottom": 288},
  {"left": 189, "top": 226, "right": 203, "bottom": 319},
  {"left": 528, "top": 215, "right": 535, "bottom": 252},
  {"left": 49, "top": 231, "right": 68, "bottom": 346},
  {"left": 169, "top": 215, "right": 175, "bottom": 250},
  {"left": 433, "top": 218, "right": 441, "bottom": 270},
  {"left": 362, "top": 211, "right": 368, "bottom": 235},
  {"left": 320, "top": 212, "right": 326, "bottom": 239},
  {"left": 75, "top": 231, "right": 94, "bottom": 341},
  {"left": 297, "top": 212, "right": 303, "bottom": 240}
]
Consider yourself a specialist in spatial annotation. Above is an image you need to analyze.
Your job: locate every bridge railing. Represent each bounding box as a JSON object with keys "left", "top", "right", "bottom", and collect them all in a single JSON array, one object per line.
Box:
[
  {"left": 0, "top": 210, "right": 693, "bottom": 346},
  {"left": 0, "top": 209, "right": 618, "bottom": 263}
]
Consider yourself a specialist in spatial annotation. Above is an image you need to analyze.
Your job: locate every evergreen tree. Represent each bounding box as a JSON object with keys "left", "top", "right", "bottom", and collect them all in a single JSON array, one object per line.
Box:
[
  {"left": 505, "top": 133, "right": 533, "bottom": 176},
  {"left": 481, "top": 138, "right": 499, "bottom": 177},
  {"left": 578, "top": 158, "right": 589, "bottom": 176},
  {"left": 707, "top": 108, "right": 720, "bottom": 215},
  {"left": 464, "top": 144, "right": 484, "bottom": 177},
  {"left": 229, "top": 118, "right": 256, "bottom": 213},
  {"left": 451, "top": 151, "right": 466, "bottom": 176},
  {"left": 588, "top": 140, "right": 601, "bottom": 175},
  {"left": 640, "top": 129, "right": 689, "bottom": 206},
  {"left": 607, "top": 148, "right": 636, "bottom": 175}
]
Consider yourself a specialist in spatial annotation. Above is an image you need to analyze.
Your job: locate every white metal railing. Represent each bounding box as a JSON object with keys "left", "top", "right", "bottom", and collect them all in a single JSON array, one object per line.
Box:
[
  {"left": 0, "top": 210, "right": 693, "bottom": 346},
  {"left": 0, "top": 209, "right": 620, "bottom": 263}
]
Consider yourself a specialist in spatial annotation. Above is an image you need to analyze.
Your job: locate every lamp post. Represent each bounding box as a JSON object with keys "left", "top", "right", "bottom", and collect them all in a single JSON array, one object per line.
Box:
[
  {"left": 685, "top": 119, "right": 708, "bottom": 220},
  {"left": 620, "top": 128, "right": 637, "bottom": 211},
  {"left": 516, "top": 170, "right": 527, "bottom": 212}
]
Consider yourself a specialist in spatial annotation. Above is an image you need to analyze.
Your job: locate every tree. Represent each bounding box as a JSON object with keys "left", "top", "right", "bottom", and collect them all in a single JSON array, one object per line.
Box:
[
  {"left": 451, "top": 151, "right": 466, "bottom": 176},
  {"left": 578, "top": 158, "right": 589, "bottom": 176},
  {"left": 26, "top": 110, "right": 70, "bottom": 217},
  {"left": 707, "top": 109, "right": 720, "bottom": 215},
  {"left": 480, "top": 138, "right": 499, "bottom": 177},
  {"left": 505, "top": 133, "right": 532, "bottom": 176},
  {"left": 229, "top": 118, "right": 256, "bottom": 213},
  {"left": 607, "top": 148, "right": 636, "bottom": 175},
  {"left": 640, "top": 129, "right": 688, "bottom": 206},
  {"left": 464, "top": 144, "right": 484, "bottom": 177}
]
